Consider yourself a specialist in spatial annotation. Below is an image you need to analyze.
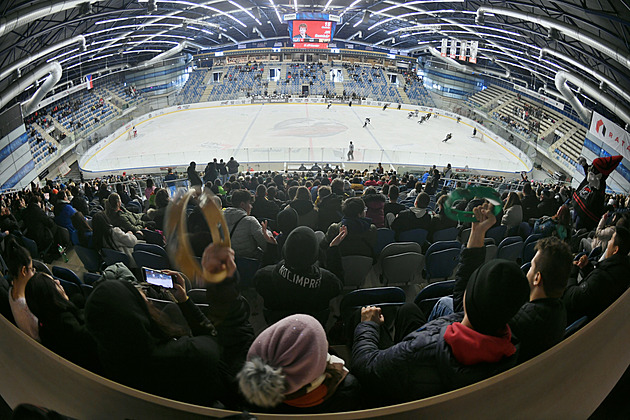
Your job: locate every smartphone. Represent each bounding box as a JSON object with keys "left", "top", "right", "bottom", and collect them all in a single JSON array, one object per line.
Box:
[{"left": 142, "top": 267, "right": 174, "bottom": 289}]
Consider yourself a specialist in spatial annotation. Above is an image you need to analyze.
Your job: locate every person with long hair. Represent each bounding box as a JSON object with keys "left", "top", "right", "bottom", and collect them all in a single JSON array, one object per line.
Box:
[
  {"left": 501, "top": 192, "right": 523, "bottom": 232},
  {"left": 3, "top": 236, "right": 39, "bottom": 341},
  {"left": 25, "top": 272, "right": 101, "bottom": 372},
  {"left": 91, "top": 211, "right": 140, "bottom": 264},
  {"left": 534, "top": 204, "right": 572, "bottom": 241},
  {"left": 71, "top": 211, "right": 93, "bottom": 248},
  {"left": 85, "top": 244, "right": 254, "bottom": 407}
]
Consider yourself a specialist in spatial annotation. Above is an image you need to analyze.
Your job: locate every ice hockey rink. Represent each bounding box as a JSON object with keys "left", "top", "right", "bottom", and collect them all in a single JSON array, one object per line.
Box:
[{"left": 80, "top": 102, "right": 530, "bottom": 173}]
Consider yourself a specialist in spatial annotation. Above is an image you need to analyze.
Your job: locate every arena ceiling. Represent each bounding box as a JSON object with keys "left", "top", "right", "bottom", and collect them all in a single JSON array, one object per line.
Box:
[{"left": 0, "top": 0, "right": 629, "bottom": 118}]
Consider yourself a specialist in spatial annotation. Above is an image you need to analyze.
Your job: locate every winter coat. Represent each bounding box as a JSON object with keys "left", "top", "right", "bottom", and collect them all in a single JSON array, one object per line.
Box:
[
  {"left": 105, "top": 207, "right": 147, "bottom": 232},
  {"left": 563, "top": 252, "right": 630, "bottom": 323},
  {"left": 362, "top": 193, "right": 386, "bottom": 228},
  {"left": 54, "top": 201, "right": 77, "bottom": 233},
  {"left": 187, "top": 165, "right": 202, "bottom": 187},
  {"left": 289, "top": 199, "right": 318, "bottom": 230},
  {"left": 223, "top": 207, "right": 267, "bottom": 259},
  {"left": 509, "top": 298, "right": 566, "bottom": 363},
  {"left": 537, "top": 197, "right": 559, "bottom": 218},
  {"left": 351, "top": 312, "right": 518, "bottom": 405},
  {"left": 227, "top": 159, "right": 239, "bottom": 174},
  {"left": 316, "top": 193, "right": 343, "bottom": 232},
  {"left": 203, "top": 163, "right": 218, "bottom": 183},
  {"left": 71, "top": 194, "right": 90, "bottom": 215}
]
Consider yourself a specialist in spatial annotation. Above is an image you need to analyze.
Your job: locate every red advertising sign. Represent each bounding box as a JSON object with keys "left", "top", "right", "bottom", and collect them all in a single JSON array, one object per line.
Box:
[
  {"left": 293, "top": 42, "right": 329, "bottom": 49},
  {"left": 292, "top": 20, "right": 332, "bottom": 43}
]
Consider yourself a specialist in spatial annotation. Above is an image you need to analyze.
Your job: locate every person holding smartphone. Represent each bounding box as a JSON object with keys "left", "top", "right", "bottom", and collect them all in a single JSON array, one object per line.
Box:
[{"left": 85, "top": 244, "right": 254, "bottom": 408}]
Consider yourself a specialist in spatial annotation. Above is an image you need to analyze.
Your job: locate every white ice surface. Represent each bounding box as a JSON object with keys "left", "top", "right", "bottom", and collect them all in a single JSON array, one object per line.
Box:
[{"left": 82, "top": 103, "right": 528, "bottom": 173}]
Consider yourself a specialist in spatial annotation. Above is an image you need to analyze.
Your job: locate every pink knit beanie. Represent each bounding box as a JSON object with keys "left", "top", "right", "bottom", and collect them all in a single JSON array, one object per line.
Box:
[{"left": 238, "top": 314, "right": 328, "bottom": 407}]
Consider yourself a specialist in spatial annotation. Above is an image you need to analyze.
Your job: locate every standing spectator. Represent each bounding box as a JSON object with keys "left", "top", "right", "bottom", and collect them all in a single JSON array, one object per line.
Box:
[
  {"left": 187, "top": 162, "right": 203, "bottom": 192},
  {"left": 203, "top": 159, "right": 218, "bottom": 184},
  {"left": 520, "top": 182, "right": 539, "bottom": 222},
  {"left": 144, "top": 178, "right": 156, "bottom": 202},
  {"left": 227, "top": 157, "right": 240, "bottom": 179},
  {"left": 218, "top": 159, "right": 228, "bottom": 184}
]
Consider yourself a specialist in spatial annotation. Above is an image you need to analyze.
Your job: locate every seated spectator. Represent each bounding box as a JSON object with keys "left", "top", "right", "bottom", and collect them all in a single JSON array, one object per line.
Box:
[
  {"left": 383, "top": 185, "right": 406, "bottom": 226},
  {"left": 563, "top": 226, "right": 630, "bottom": 323},
  {"left": 144, "top": 179, "right": 156, "bottom": 203},
  {"left": 147, "top": 189, "right": 169, "bottom": 231},
  {"left": 316, "top": 185, "right": 342, "bottom": 232},
  {"left": 351, "top": 204, "right": 529, "bottom": 404},
  {"left": 85, "top": 245, "right": 254, "bottom": 407},
  {"left": 53, "top": 190, "right": 77, "bottom": 233},
  {"left": 238, "top": 314, "right": 360, "bottom": 413},
  {"left": 424, "top": 169, "right": 440, "bottom": 195},
  {"left": 533, "top": 204, "right": 572, "bottom": 241},
  {"left": 22, "top": 196, "right": 59, "bottom": 253},
  {"left": 537, "top": 189, "right": 559, "bottom": 217},
  {"left": 251, "top": 184, "right": 280, "bottom": 222},
  {"left": 105, "top": 193, "right": 150, "bottom": 233},
  {"left": 3, "top": 237, "right": 39, "bottom": 341},
  {"left": 25, "top": 272, "right": 101, "bottom": 372},
  {"left": 71, "top": 211, "right": 93, "bottom": 248},
  {"left": 429, "top": 195, "right": 458, "bottom": 241},
  {"left": 580, "top": 211, "right": 628, "bottom": 254},
  {"left": 391, "top": 192, "right": 431, "bottom": 238},
  {"left": 362, "top": 187, "right": 386, "bottom": 228},
  {"left": 70, "top": 186, "right": 89, "bottom": 215},
  {"left": 510, "top": 237, "right": 572, "bottom": 362},
  {"left": 289, "top": 186, "right": 318, "bottom": 230},
  {"left": 224, "top": 189, "right": 273, "bottom": 259},
  {"left": 92, "top": 212, "right": 140, "bottom": 264},
  {"left": 406, "top": 182, "right": 423, "bottom": 198},
  {"left": 115, "top": 184, "right": 132, "bottom": 206},
  {"left": 323, "top": 197, "right": 376, "bottom": 259},
  {"left": 520, "top": 182, "right": 539, "bottom": 221},
  {"left": 501, "top": 192, "right": 523, "bottom": 232},
  {"left": 255, "top": 226, "right": 343, "bottom": 325}
]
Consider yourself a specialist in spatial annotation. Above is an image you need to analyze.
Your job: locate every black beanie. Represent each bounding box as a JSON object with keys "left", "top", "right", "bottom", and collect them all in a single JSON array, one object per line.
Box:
[
  {"left": 283, "top": 226, "right": 318, "bottom": 271},
  {"left": 465, "top": 259, "right": 529, "bottom": 336}
]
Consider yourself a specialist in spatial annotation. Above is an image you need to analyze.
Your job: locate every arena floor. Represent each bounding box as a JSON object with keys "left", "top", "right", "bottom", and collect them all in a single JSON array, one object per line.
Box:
[{"left": 81, "top": 103, "right": 529, "bottom": 173}]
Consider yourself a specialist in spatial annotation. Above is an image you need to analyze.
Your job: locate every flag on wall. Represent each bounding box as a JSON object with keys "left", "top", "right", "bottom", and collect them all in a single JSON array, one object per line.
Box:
[
  {"left": 449, "top": 39, "right": 457, "bottom": 59},
  {"left": 441, "top": 38, "right": 447, "bottom": 57},
  {"left": 85, "top": 74, "right": 93, "bottom": 90},
  {"left": 469, "top": 41, "right": 478, "bottom": 63},
  {"left": 459, "top": 41, "right": 467, "bottom": 61}
]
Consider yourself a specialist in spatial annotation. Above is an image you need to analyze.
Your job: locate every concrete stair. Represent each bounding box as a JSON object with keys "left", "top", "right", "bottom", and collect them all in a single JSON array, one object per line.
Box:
[{"left": 33, "top": 122, "right": 59, "bottom": 146}]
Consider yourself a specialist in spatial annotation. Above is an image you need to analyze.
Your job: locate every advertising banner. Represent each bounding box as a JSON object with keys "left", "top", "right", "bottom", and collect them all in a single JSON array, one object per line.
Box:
[
  {"left": 449, "top": 39, "right": 457, "bottom": 59},
  {"left": 589, "top": 111, "right": 630, "bottom": 161},
  {"left": 441, "top": 38, "right": 447, "bottom": 57}
]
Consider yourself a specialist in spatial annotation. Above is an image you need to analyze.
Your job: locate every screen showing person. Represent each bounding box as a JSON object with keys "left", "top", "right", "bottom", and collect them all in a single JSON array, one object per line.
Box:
[
  {"left": 293, "top": 23, "right": 309, "bottom": 41},
  {"left": 143, "top": 267, "right": 174, "bottom": 288}
]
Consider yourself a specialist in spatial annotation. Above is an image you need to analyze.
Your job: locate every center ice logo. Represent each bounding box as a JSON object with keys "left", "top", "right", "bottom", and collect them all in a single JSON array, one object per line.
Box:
[{"left": 273, "top": 118, "right": 347, "bottom": 137}]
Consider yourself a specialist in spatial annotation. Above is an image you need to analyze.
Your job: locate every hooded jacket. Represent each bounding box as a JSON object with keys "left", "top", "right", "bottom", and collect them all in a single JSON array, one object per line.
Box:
[
  {"left": 255, "top": 227, "right": 342, "bottom": 322},
  {"left": 85, "top": 280, "right": 227, "bottom": 406},
  {"left": 391, "top": 207, "right": 431, "bottom": 237}
]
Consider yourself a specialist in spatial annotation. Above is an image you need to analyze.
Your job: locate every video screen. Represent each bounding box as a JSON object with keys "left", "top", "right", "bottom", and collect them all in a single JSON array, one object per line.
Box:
[{"left": 291, "top": 20, "right": 332, "bottom": 48}]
